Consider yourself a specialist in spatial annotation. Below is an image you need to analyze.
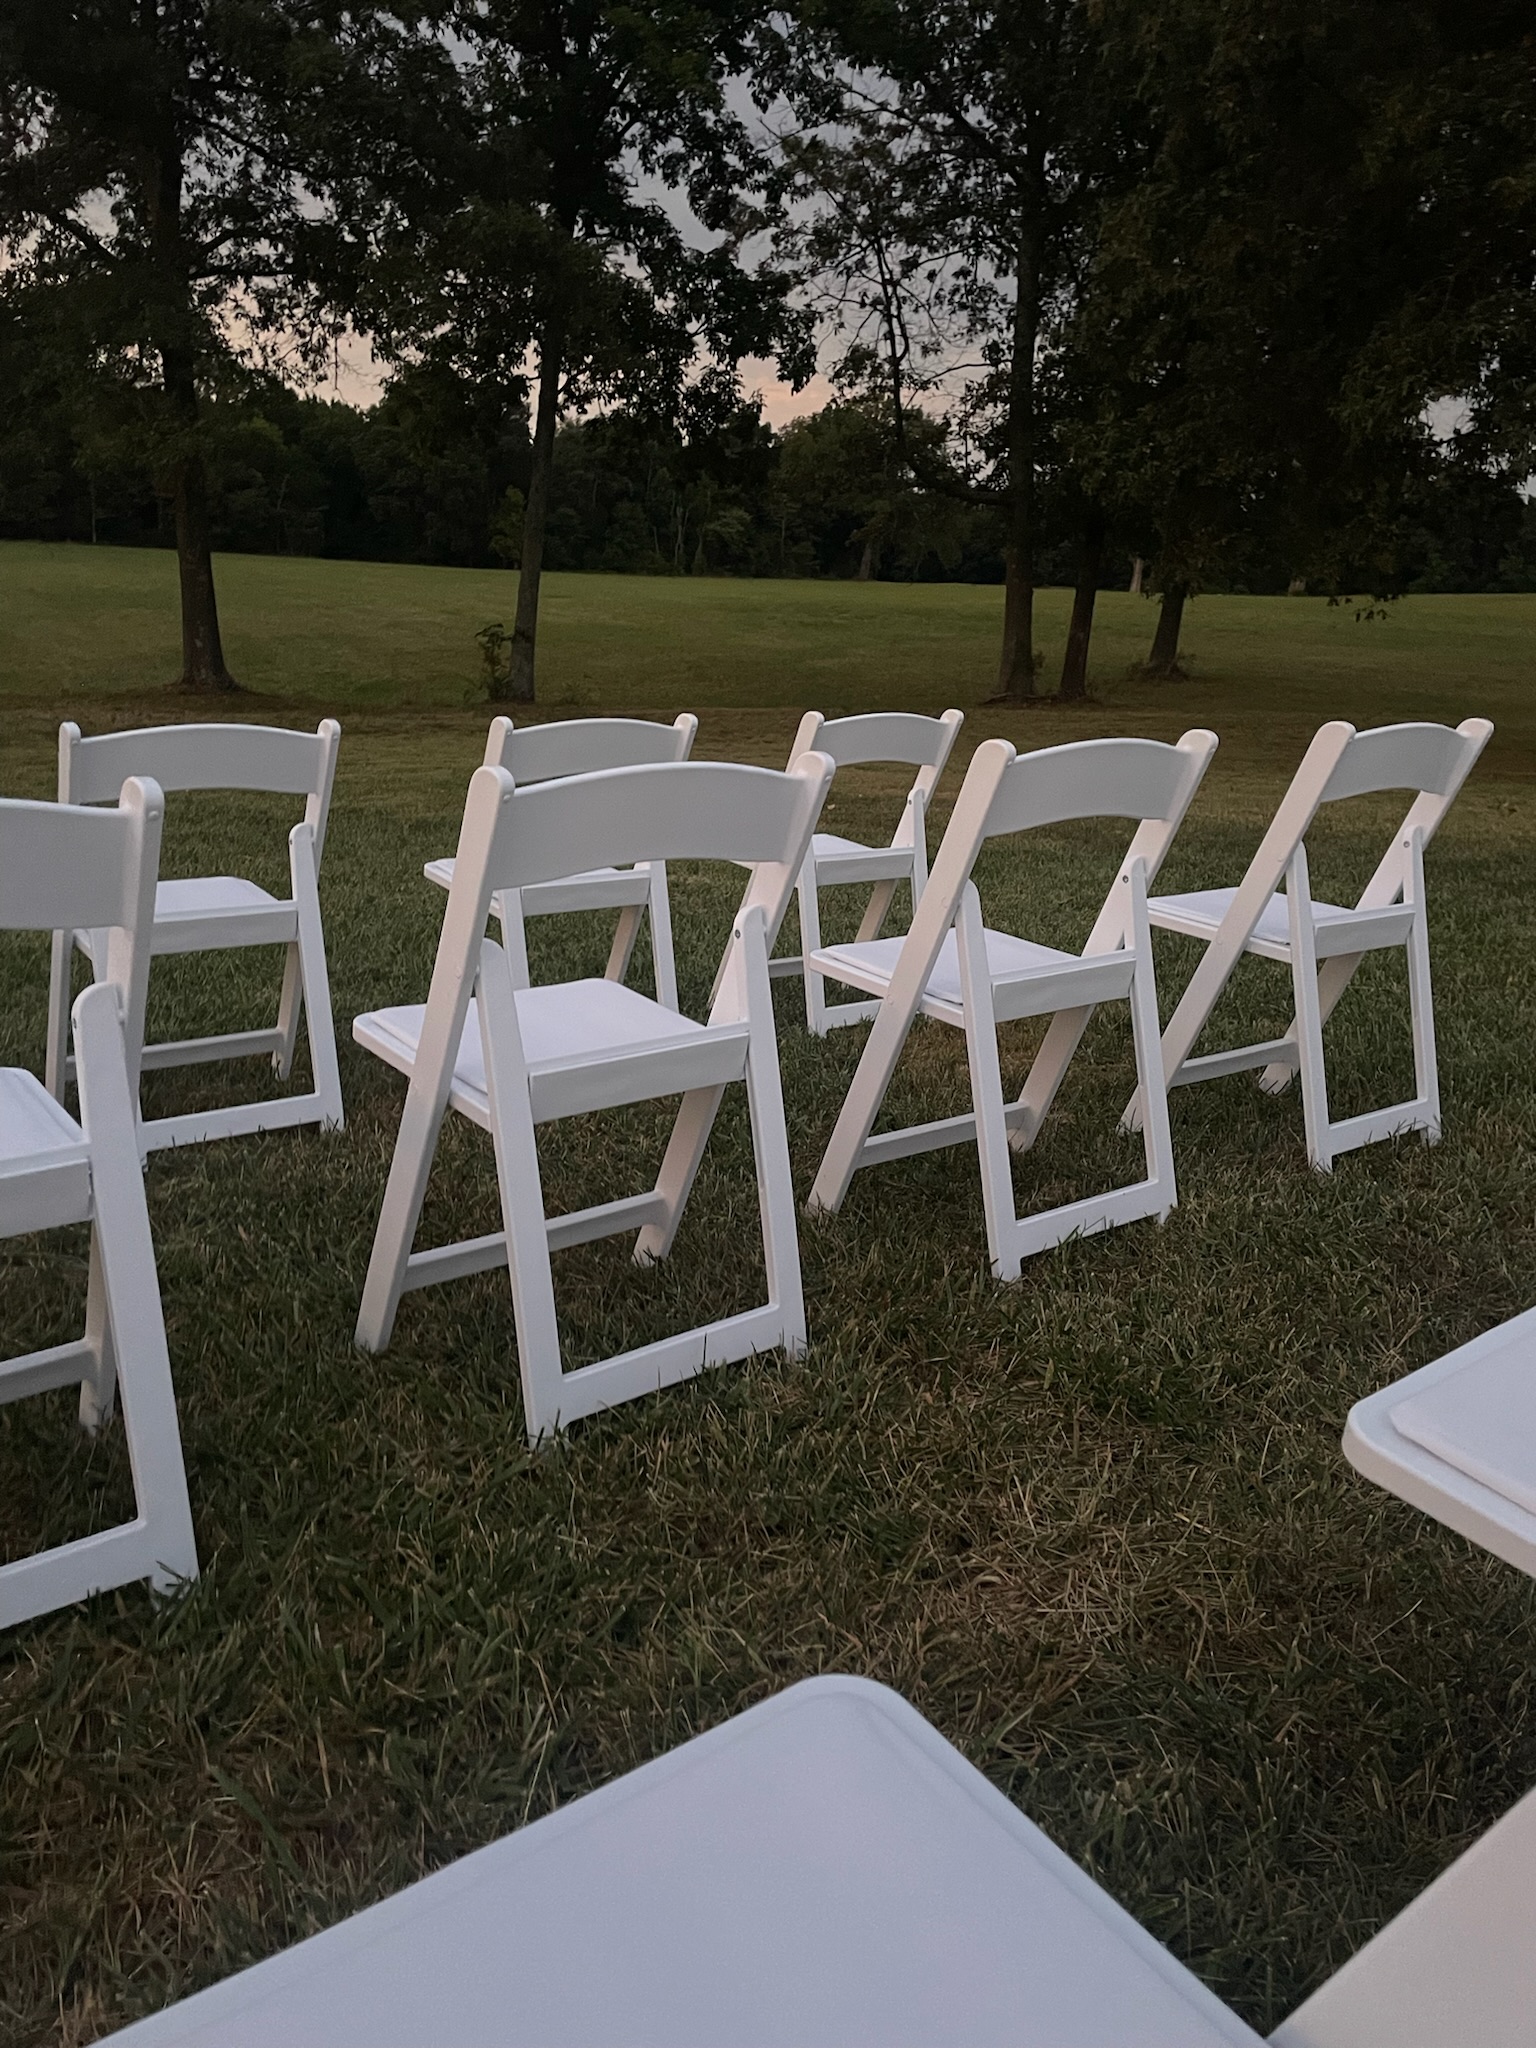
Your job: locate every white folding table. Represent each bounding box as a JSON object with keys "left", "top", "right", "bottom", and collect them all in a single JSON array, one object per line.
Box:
[
  {"left": 1344, "top": 1304, "right": 1536, "bottom": 1579},
  {"left": 99, "top": 1674, "right": 1262, "bottom": 2047}
]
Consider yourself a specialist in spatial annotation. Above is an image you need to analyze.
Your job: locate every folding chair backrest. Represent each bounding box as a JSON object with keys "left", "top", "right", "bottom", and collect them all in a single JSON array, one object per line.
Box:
[
  {"left": 59, "top": 719, "right": 342, "bottom": 855},
  {"left": 439, "top": 755, "right": 833, "bottom": 1020},
  {"left": 0, "top": 783, "right": 162, "bottom": 937},
  {"left": 789, "top": 709, "right": 963, "bottom": 776},
  {"left": 484, "top": 714, "right": 698, "bottom": 784},
  {"left": 1318, "top": 720, "right": 1491, "bottom": 808},
  {"left": 0, "top": 782, "right": 161, "bottom": 1065},
  {"left": 983, "top": 736, "right": 1212, "bottom": 839},
  {"left": 925, "top": 731, "right": 1218, "bottom": 936}
]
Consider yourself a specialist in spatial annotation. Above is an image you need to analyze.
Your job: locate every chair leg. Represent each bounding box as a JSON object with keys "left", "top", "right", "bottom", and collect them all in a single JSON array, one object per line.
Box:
[
  {"left": 854, "top": 877, "right": 899, "bottom": 943},
  {"left": 797, "top": 861, "right": 829, "bottom": 1035},
  {"left": 72, "top": 983, "right": 196, "bottom": 1595},
  {"left": 1127, "top": 867, "right": 1177, "bottom": 1215},
  {"left": 955, "top": 889, "right": 1021, "bottom": 1282},
  {"left": 1405, "top": 832, "right": 1440, "bottom": 1141},
  {"left": 272, "top": 940, "right": 304, "bottom": 1080},
  {"left": 477, "top": 946, "right": 565, "bottom": 1443},
  {"left": 77, "top": 1232, "right": 118, "bottom": 1433},
  {"left": 740, "top": 914, "right": 806, "bottom": 1352},
  {"left": 491, "top": 889, "right": 532, "bottom": 988},
  {"left": 46, "top": 928, "right": 74, "bottom": 1102},
  {"left": 605, "top": 903, "right": 645, "bottom": 986},
  {"left": 645, "top": 863, "right": 678, "bottom": 1011},
  {"left": 291, "top": 823, "right": 344, "bottom": 1130},
  {"left": 1286, "top": 853, "right": 1333, "bottom": 1172},
  {"left": 634, "top": 1084, "right": 728, "bottom": 1264}
]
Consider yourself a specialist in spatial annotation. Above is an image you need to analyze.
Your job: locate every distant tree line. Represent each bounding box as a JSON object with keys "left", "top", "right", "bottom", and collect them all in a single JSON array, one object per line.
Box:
[
  {"left": 2, "top": 0, "right": 1531, "bottom": 698},
  {"left": 5, "top": 358, "right": 1534, "bottom": 605}
]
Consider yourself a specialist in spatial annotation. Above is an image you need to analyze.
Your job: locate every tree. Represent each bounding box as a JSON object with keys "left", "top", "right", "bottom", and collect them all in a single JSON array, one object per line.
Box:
[
  {"left": 781, "top": 2, "right": 1114, "bottom": 699},
  {"left": 1074, "top": 0, "right": 1536, "bottom": 676},
  {"left": 340, "top": 0, "right": 812, "bottom": 701},
  {"left": 0, "top": 0, "right": 351, "bottom": 689}
]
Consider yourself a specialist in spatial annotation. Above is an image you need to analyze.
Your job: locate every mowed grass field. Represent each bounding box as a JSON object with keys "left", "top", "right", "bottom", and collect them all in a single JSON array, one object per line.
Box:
[{"left": 1, "top": 541, "right": 1535, "bottom": 2045}]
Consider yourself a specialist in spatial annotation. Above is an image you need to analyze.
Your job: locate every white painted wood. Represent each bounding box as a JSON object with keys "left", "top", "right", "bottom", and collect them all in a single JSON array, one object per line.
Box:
[
  {"left": 1343, "top": 1303, "right": 1536, "bottom": 1580},
  {"left": 425, "top": 713, "right": 696, "bottom": 1011},
  {"left": 762, "top": 708, "right": 963, "bottom": 1034},
  {"left": 94, "top": 1675, "right": 1263, "bottom": 2048},
  {"left": 808, "top": 732, "right": 1216, "bottom": 1280},
  {"left": 355, "top": 752, "right": 832, "bottom": 1442},
  {"left": 1, "top": 790, "right": 197, "bottom": 1630},
  {"left": 47, "top": 719, "right": 344, "bottom": 1151},
  {"left": 1137, "top": 719, "right": 1491, "bottom": 1169}
]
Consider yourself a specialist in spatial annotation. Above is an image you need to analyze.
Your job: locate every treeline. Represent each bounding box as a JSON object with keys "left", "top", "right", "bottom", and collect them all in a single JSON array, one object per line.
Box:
[
  {"left": 5, "top": 365, "right": 1533, "bottom": 600},
  {"left": 3, "top": 1, "right": 1533, "bottom": 698}
]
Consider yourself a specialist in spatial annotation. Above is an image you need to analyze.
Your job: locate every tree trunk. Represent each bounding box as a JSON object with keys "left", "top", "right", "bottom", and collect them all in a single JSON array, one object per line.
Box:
[
  {"left": 995, "top": 236, "right": 1041, "bottom": 700},
  {"left": 1129, "top": 555, "right": 1145, "bottom": 595},
  {"left": 1145, "top": 581, "right": 1189, "bottom": 677},
  {"left": 856, "top": 536, "right": 877, "bottom": 581},
  {"left": 506, "top": 317, "right": 563, "bottom": 704},
  {"left": 163, "top": 348, "right": 237, "bottom": 692},
  {"left": 1058, "top": 510, "right": 1106, "bottom": 701}
]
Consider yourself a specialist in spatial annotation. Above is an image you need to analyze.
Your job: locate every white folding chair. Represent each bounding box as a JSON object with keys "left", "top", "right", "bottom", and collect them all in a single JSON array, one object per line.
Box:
[
  {"left": 92, "top": 1673, "right": 1536, "bottom": 2048},
  {"left": 46, "top": 719, "right": 345, "bottom": 1151},
  {"left": 1134, "top": 719, "right": 1492, "bottom": 1171},
  {"left": 423, "top": 714, "right": 698, "bottom": 1011},
  {"left": 1342, "top": 1303, "right": 1536, "bottom": 1582},
  {"left": 354, "top": 750, "right": 833, "bottom": 1443},
  {"left": 809, "top": 731, "right": 1218, "bottom": 1280},
  {"left": 2, "top": 783, "right": 198, "bottom": 1630},
  {"left": 765, "top": 708, "right": 964, "bottom": 1033}
]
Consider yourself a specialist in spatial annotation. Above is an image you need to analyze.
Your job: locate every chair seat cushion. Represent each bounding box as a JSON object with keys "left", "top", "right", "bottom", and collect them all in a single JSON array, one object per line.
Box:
[
  {"left": 817, "top": 929, "right": 1076, "bottom": 1008},
  {"left": 156, "top": 876, "right": 285, "bottom": 918},
  {"left": 0, "top": 1068, "right": 87, "bottom": 1171},
  {"left": 812, "top": 832, "right": 876, "bottom": 858},
  {"left": 1149, "top": 887, "right": 1355, "bottom": 949},
  {"left": 356, "top": 980, "right": 743, "bottom": 1127}
]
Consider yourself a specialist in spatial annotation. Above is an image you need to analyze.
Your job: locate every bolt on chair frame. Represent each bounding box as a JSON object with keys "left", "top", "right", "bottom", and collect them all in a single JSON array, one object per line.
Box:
[
  {"left": 354, "top": 751, "right": 833, "bottom": 1442},
  {"left": 423, "top": 714, "right": 698, "bottom": 1011},
  {"left": 808, "top": 731, "right": 1218, "bottom": 1280},
  {"left": 2, "top": 783, "right": 197, "bottom": 1628},
  {"left": 46, "top": 719, "right": 345, "bottom": 1150},
  {"left": 1131, "top": 718, "right": 1492, "bottom": 1171},
  {"left": 766, "top": 708, "right": 964, "bottom": 1034}
]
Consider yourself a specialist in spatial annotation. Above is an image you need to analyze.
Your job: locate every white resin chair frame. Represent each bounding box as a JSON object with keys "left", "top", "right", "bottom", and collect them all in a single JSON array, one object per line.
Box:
[
  {"left": 424, "top": 714, "right": 698, "bottom": 1011},
  {"left": 1135, "top": 718, "right": 1491, "bottom": 1171},
  {"left": 47, "top": 719, "right": 344, "bottom": 1151},
  {"left": 763, "top": 708, "right": 964, "bottom": 1034},
  {"left": 809, "top": 730, "right": 1218, "bottom": 1281},
  {"left": 1, "top": 784, "right": 197, "bottom": 1628},
  {"left": 354, "top": 752, "right": 833, "bottom": 1442}
]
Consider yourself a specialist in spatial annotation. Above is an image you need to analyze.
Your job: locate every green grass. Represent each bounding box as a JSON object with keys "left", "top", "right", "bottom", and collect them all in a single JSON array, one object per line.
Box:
[
  {"left": 2, "top": 549, "right": 1536, "bottom": 2045},
  {"left": 4, "top": 539, "right": 1536, "bottom": 777}
]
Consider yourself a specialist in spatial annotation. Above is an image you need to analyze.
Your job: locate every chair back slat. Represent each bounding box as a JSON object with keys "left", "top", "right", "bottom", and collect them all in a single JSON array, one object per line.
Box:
[
  {"left": 61, "top": 720, "right": 336, "bottom": 802},
  {"left": 487, "top": 760, "right": 826, "bottom": 890},
  {"left": 1320, "top": 721, "right": 1492, "bottom": 805},
  {"left": 986, "top": 737, "right": 1210, "bottom": 838},
  {"left": 0, "top": 784, "right": 162, "bottom": 933},
  {"left": 486, "top": 715, "right": 697, "bottom": 785},
  {"left": 795, "top": 709, "right": 961, "bottom": 771}
]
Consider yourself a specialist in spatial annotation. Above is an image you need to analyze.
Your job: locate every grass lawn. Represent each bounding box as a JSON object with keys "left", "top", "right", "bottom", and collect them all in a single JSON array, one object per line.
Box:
[{"left": 2, "top": 543, "right": 1535, "bottom": 2045}]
